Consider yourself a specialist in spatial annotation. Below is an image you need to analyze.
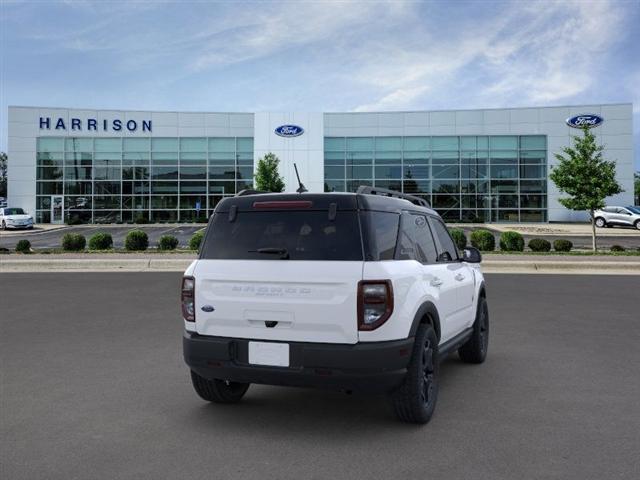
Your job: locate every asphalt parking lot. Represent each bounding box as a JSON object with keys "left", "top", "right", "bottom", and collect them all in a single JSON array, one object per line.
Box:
[{"left": 2, "top": 273, "right": 639, "bottom": 479}]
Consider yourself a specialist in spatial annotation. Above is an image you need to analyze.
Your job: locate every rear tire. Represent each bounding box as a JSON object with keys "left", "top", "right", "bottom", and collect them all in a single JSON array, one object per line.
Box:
[
  {"left": 391, "top": 323, "right": 439, "bottom": 424},
  {"left": 635, "top": 220, "right": 640, "bottom": 230},
  {"left": 458, "top": 296, "right": 489, "bottom": 364},
  {"left": 190, "top": 370, "right": 250, "bottom": 403},
  {"left": 1, "top": 221, "right": 5, "bottom": 230},
  {"left": 595, "top": 217, "right": 606, "bottom": 228}
]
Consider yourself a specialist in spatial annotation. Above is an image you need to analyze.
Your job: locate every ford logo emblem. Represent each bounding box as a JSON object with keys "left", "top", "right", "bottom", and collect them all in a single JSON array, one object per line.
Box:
[
  {"left": 275, "top": 125, "right": 304, "bottom": 137},
  {"left": 566, "top": 114, "right": 604, "bottom": 129}
]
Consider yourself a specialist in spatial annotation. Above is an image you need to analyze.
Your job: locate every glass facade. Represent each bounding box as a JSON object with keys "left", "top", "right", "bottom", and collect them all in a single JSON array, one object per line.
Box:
[
  {"left": 324, "top": 135, "right": 547, "bottom": 222},
  {"left": 35, "top": 137, "right": 253, "bottom": 223}
]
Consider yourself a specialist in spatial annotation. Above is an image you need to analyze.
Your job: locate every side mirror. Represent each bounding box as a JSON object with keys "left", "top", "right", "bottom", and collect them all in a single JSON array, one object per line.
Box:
[{"left": 462, "top": 247, "right": 482, "bottom": 263}]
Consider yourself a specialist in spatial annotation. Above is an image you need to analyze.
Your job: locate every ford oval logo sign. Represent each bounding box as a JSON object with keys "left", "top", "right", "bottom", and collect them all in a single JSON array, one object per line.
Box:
[
  {"left": 566, "top": 114, "right": 604, "bottom": 129},
  {"left": 275, "top": 125, "right": 304, "bottom": 137}
]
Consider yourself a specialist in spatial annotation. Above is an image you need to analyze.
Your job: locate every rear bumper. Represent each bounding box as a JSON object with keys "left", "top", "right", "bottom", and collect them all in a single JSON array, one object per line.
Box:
[{"left": 183, "top": 332, "right": 414, "bottom": 393}]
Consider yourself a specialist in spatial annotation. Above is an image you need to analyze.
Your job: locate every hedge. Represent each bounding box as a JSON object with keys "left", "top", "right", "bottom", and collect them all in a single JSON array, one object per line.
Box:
[
  {"left": 15, "top": 239, "right": 31, "bottom": 253},
  {"left": 553, "top": 239, "right": 573, "bottom": 252},
  {"left": 125, "top": 230, "right": 149, "bottom": 251},
  {"left": 189, "top": 231, "right": 205, "bottom": 251},
  {"left": 62, "top": 233, "right": 86, "bottom": 251},
  {"left": 499, "top": 231, "right": 525, "bottom": 252},
  {"left": 610, "top": 245, "right": 625, "bottom": 252},
  {"left": 449, "top": 228, "right": 467, "bottom": 250},
  {"left": 528, "top": 238, "right": 551, "bottom": 252},
  {"left": 158, "top": 235, "right": 179, "bottom": 251},
  {"left": 88, "top": 232, "right": 113, "bottom": 250},
  {"left": 470, "top": 229, "right": 495, "bottom": 251}
]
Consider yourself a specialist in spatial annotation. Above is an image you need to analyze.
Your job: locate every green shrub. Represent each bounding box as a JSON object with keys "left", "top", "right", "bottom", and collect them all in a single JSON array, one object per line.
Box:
[
  {"left": 449, "top": 228, "right": 467, "bottom": 250},
  {"left": 125, "top": 230, "right": 149, "bottom": 251},
  {"left": 66, "top": 215, "right": 83, "bottom": 226},
  {"left": 499, "top": 231, "right": 525, "bottom": 252},
  {"left": 610, "top": 244, "right": 625, "bottom": 252},
  {"left": 528, "top": 238, "right": 551, "bottom": 252},
  {"left": 134, "top": 215, "right": 149, "bottom": 224},
  {"left": 196, "top": 216, "right": 208, "bottom": 223},
  {"left": 158, "top": 235, "right": 179, "bottom": 251},
  {"left": 62, "top": 233, "right": 86, "bottom": 251},
  {"left": 15, "top": 239, "right": 31, "bottom": 253},
  {"left": 470, "top": 229, "right": 495, "bottom": 251},
  {"left": 553, "top": 239, "right": 573, "bottom": 252},
  {"left": 88, "top": 232, "right": 113, "bottom": 250},
  {"left": 189, "top": 231, "right": 205, "bottom": 251}
]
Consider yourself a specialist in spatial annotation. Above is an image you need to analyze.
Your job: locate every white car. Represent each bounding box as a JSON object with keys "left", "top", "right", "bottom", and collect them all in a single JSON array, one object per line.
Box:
[
  {"left": 594, "top": 206, "right": 640, "bottom": 230},
  {"left": 181, "top": 187, "right": 488, "bottom": 424},
  {"left": 0, "top": 207, "right": 35, "bottom": 230}
]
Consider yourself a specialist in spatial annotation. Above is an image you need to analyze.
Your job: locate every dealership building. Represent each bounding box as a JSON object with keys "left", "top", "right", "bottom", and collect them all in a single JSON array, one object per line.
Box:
[{"left": 6, "top": 103, "right": 634, "bottom": 224}]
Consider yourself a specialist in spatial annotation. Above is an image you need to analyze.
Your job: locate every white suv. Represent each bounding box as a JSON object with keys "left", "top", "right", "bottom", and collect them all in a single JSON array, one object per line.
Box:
[{"left": 182, "top": 187, "right": 488, "bottom": 424}]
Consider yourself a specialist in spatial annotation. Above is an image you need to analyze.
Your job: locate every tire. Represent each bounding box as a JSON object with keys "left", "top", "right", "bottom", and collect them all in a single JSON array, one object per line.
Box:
[
  {"left": 1, "top": 221, "right": 5, "bottom": 230},
  {"left": 391, "top": 323, "right": 439, "bottom": 424},
  {"left": 635, "top": 220, "right": 640, "bottom": 230},
  {"left": 190, "top": 370, "right": 250, "bottom": 404},
  {"left": 458, "top": 296, "right": 489, "bottom": 364},
  {"left": 594, "top": 217, "right": 606, "bottom": 228}
]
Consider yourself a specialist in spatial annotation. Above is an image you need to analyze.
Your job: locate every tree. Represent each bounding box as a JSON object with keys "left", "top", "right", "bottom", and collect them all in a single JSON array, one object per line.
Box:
[
  {"left": 634, "top": 172, "right": 640, "bottom": 205},
  {"left": 254, "top": 152, "right": 285, "bottom": 192},
  {"left": 0, "top": 152, "right": 7, "bottom": 198},
  {"left": 549, "top": 128, "right": 623, "bottom": 252}
]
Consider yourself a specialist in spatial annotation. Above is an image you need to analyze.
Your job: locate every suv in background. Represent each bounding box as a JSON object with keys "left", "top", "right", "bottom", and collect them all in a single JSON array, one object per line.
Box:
[
  {"left": 182, "top": 187, "right": 488, "bottom": 424},
  {"left": 594, "top": 206, "right": 640, "bottom": 230}
]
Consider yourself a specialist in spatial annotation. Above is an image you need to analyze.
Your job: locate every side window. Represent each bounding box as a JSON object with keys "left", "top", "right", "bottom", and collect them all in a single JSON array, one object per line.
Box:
[
  {"left": 428, "top": 217, "right": 459, "bottom": 262},
  {"left": 396, "top": 213, "right": 437, "bottom": 263}
]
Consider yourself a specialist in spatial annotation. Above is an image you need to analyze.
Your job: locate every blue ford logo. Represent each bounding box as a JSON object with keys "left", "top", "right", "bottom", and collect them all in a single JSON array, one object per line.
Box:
[
  {"left": 275, "top": 125, "right": 304, "bottom": 137},
  {"left": 566, "top": 114, "right": 604, "bottom": 129}
]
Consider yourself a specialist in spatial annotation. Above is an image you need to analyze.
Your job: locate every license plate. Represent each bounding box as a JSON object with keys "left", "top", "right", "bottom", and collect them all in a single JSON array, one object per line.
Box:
[{"left": 248, "top": 341, "right": 290, "bottom": 367}]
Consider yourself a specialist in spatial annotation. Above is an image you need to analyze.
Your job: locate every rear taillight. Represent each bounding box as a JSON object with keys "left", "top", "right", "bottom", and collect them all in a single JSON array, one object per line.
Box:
[
  {"left": 181, "top": 276, "right": 195, "bottom": 322},
  {"left": 357, "top": 280, "right": 393, "bottom": 331}
]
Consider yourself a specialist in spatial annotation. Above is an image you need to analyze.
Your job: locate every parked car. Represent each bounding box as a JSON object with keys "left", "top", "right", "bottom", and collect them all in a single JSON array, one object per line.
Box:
[
  {"left": 594, "top": 206, "right": 640, "bottom": 230},
  {"left": 0, "top": 197, "right": 7, "bottom": 208},
  {"left": 181, "top": 187, "right": 488, "bottom": 424},
  {"left": 0, "top": 207, "right": 34, "bottom": 230}
]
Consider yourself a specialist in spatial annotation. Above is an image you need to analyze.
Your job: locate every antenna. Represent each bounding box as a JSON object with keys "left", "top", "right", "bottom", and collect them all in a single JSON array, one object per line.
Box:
[{"left": 293, "top": 163, "right": 308, "bottom": 193}]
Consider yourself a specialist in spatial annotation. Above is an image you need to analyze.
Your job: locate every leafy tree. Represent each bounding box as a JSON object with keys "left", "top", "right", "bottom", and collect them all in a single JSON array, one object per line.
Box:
[
  {"left": 254, "top": 152, "right": 285, "bottom": 192},
  {"left": 0, "top": 152, "right": 7, "bottom": 198},
  {"left": 635, "top": 172, "right": 640, "bottom": 205},
  {"left": 549, "top": 128, "right": 623, "bottom": 251}
]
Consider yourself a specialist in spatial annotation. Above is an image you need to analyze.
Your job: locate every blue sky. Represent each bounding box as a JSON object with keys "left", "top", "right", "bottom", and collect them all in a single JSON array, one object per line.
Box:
[{"left": 1, "top": 0, "right": 639, "bottom": 168}]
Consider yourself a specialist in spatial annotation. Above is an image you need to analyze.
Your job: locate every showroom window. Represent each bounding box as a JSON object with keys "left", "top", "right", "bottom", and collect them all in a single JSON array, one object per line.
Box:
[
  {"left": 324, "top": 135, "right": 547, "bottom": 222},
  {"left": 35, "top": 136, "right": 253, "bottom": 224}
]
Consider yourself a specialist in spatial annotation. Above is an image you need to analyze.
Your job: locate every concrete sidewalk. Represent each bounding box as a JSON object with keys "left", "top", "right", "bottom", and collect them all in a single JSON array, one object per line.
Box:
[
  {"left": 449, "top": 222, "right": 640, "bottom": 237},
  {"left": 2, "top": 253, "right": 639, "bottom": 274}
]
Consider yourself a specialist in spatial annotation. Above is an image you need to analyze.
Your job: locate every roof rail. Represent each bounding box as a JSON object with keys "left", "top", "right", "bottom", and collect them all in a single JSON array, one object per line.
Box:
[
  {"left": 356, "top": 185, "right": 431, "bottom": 208},
  {"left": 235, "top": 189, "right": 267, "bottom": 197}
]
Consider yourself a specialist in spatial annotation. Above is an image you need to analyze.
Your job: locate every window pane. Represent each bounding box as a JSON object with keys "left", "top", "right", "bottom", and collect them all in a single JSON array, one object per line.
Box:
[
  {"left": 64, "top": 181, "right": 92, "bottom": 195},
  {"left": 151, "top": 196, "right": 178, "bottom": 208},
  {"left": 180, "top": 138, "right": 207, "bottom": 152},
  {"left": 403, "top": 137, "right": 429, "bottom": 151},
  {"left": 151, "top": 167, "right": 178, "bottom": 180},
  {"left": 520, "top": 135, "right": 546, "bottom": 150},
  {"left": 38, "top": 137, "right": 64, "bottom": 151},
  {"left": 324, "top": 151, "right": 345, "bottom": 166},
  {"left": 403, "top": 151, "right": 429, "bottom": 163},
  {"left": 151, "top": 181, "right": 178, "bottom": 194},
  {"left": 180, "top": 167, "right": 206, "bottom": 179},
  {"left": 209, "top": 138, "right": 235, "bottom": 152},
  {"left": 346, "top": 137, "right": 373, "bottom": 151},
  {"left": 37, "top": 166, "right": 63, "bottom": 180},
  {"left": 64, "top": 166, "right": 92, "bottom": 180},
  {"left": 346, "top": 152, "right": 372, "bottom": 165},
  {"left": 460, "top": 137, "right": 476, "bottom": 150},
  {"left": 94, "top": 182, "right": 121, "bottom": 195},
  {"left": 403, "top": 165, "right": 429, "bottom": 179},
  {"left": 375, "top": 165, "right": 401, "bottom": 179},
  {"left": 324, "top": 166, "right": 344, "bottom": 179},
  {"left": 324, "top": 180, "right": 345, "bottom": 192},
  {"left": 124, "top": 138, "right": 150, "bottom": 152},
  {"left": 431, "top": 136, "right": 458, "bottom": 151},
  {"left": 324, "top": 137, "right": 345, "bottom": 151},
  {"left": 208, "top": 152, "right": 236, "bottom": 165},
  {"left": 373, "top": 180, "right": 402, "bottom": 191},
  {"left": 152, "top": 138, "right": 179, "bottom": 151},
  {"left": 490, "top": 151, "right": 518, "bottom": 164},
  {"left": 490, "top": 165, "right": 518, "bottom": 179},
  {"left": 431, "top": 151, "right": 458, "bottom": 164},
  {"left": 236, "top": 137, "right": 254, "bottom": 152},
  {"left": 374, "top": 151, "right": 401, "bottom": 164},
  {"left": 94, "top": 138, "right": 122, "bottom": 152},
  {"left": 402, "top": 180, "right": 430, "bottom": 194},
  {"left": 375, "top": 137, "right": 402, "bottom": 151},
  {"left": 37, "top": 182, "right": 63, "bottom": 195},
  {"left": 520, "top": 164, "right": 545, "bottom": 178},
  {"left": 490, "top": 136, "right": 518, "bottom": 150},
  {"left": 93, "top": 167, "right": 120, "bottom": 180},
  {"left": 208, "top": 181, "right": 235, "bottom": 194},
  {"left": 180, "top": 182, "right": 207, "bottom": 194},
  {"left": 432, "top": 165, "right": 459, "bottom": 179},
  {"left": 65, "top": 138, "right": 93, "bottom": 151},
  {"left": 520, "top": 151, "right": 546, "bottom": 164},
  {"left": 432, "top": 180, "right": 459, "bottom": 193},
  {"left": 347, "top": 165, "right": 372, "bottom": 178}
]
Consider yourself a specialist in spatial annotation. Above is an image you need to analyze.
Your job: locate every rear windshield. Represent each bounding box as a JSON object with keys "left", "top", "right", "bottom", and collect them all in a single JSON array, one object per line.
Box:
[{"left": 200, "top": 211, "right": 364, "bottom": 261}]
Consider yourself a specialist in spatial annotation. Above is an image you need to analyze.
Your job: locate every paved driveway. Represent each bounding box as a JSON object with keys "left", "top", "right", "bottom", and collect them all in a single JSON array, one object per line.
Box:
[{"left": 2, "top": 273, "right": 639, "bottom": 479}]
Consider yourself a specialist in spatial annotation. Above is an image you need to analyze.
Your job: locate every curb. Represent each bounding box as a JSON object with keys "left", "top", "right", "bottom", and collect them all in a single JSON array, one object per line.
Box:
[{"left": 1, "top": 258, "right": 639, "bottom": 274}]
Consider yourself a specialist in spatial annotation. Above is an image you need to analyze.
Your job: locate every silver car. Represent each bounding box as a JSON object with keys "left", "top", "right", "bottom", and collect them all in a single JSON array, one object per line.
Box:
[{"left": 594, "top": 206, "right": 640, "bottom": 230}]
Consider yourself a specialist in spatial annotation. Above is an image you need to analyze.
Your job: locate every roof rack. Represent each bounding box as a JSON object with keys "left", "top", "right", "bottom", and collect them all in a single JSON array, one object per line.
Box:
[
  {"left": 356, "top": 185, "right": 431, "bottom": 208},
  {"left": 235, "top": 189, "right": 267, "bottom": 197}
]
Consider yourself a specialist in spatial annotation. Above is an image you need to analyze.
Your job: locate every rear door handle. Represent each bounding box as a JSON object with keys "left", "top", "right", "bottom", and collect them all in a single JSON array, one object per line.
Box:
[
  {"left": 430, "top": 277, "right": 443, "bottom": 287},
  {"left": 455, "top": 273, "right": 465, "bottom": 281}
]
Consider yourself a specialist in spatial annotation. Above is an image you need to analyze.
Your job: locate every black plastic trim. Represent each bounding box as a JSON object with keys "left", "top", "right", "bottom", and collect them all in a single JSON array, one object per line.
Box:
[
  {"left": 408, "top": 302, "right": 442, "bottom": 340},
  {"left": 437, "top": 328, "right": 473, "bottom": 361}
]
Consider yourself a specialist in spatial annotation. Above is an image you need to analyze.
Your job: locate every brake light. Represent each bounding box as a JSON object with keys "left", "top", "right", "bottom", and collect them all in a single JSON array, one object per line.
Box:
[
  {"left": 252, "top": 201, "right": 313, "bottom": 209},
  {"left": 357, "top": 280, "right": 393, "bottom": 331},
  {"left": 181, "top": 276, "right": 195, "bottom": 322}
]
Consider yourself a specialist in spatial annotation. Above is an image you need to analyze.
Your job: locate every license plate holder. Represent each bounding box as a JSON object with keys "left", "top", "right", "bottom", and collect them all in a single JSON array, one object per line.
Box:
[{"left": 248, "top": 341, "right": 290, "bottom": 367}]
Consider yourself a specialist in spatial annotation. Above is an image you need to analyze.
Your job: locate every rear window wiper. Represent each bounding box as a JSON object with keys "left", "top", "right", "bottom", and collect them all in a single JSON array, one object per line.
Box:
[{"left": 249, "top": 247, "right": 290, "bottom": 259}]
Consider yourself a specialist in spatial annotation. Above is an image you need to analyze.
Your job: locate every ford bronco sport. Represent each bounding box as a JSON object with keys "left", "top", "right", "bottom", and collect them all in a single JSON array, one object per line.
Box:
[{"left": 182, "top": 187, "right": 488, "bottom": 424}]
